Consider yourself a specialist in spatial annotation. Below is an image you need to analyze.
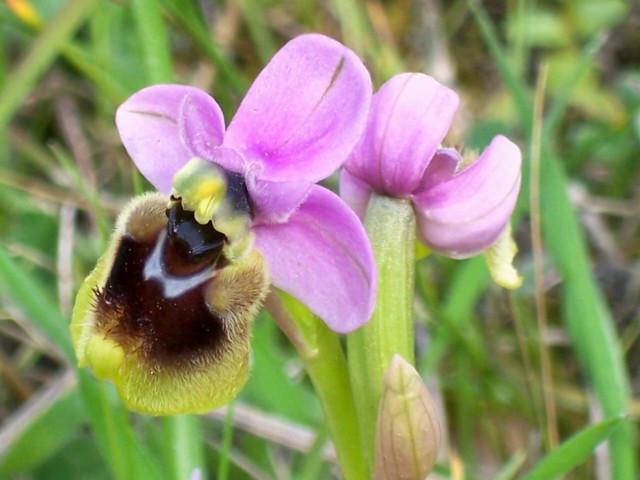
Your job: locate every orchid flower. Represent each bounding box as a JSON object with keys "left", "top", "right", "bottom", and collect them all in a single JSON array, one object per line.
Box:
[
  {"left": 344, "top": 73, "right": 522, "bottom": 463},
  {"left": 341, "top": 72, "right": 522, "bottom": 259},
  {"left": 115, "top": 34, "right": 376, "bottom": 331},
  {"left": 71, "top": 34, "right": 376, "bottom": 415}
]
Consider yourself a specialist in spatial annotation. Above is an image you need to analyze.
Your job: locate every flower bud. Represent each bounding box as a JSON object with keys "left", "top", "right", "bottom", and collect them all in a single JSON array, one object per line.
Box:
[{"left": 374, "top": 354, "right": 441, "bottom": 480}]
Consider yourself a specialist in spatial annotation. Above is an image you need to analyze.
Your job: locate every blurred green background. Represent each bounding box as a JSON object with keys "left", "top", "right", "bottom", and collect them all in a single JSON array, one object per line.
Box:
[{"left": 0, "top": 0, "right": 638, "bottom": 478}]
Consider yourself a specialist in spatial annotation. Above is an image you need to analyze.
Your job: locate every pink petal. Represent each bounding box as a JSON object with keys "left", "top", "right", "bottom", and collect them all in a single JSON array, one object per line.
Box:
[
  {"left": 116, "top": 85, "right": 226, "bottom": 193},
  {"left": 339, "top": 168, "right": 373, "bottom": 220},
  {"left": 418, "top": 148, "right": 462, "bottom": 189},
  {"left": 248, "top": 177, "right": 312, "bottom": 224},
  {"left": 345, "top": 73, "right": 459, "bottom": 197},
  {"left": 254, "top": 185, "right": 377, "bottom": 333},
  {"left": 413, "top": 135, "right": 522, "bottom": 258},
  {"left": 224, "top": 34, "right": 372, "bottom": 183}
]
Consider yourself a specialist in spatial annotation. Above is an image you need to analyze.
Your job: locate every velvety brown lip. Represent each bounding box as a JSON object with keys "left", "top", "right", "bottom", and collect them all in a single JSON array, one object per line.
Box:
[{"left": 94, "top": 216, "right": 228, "bottom": 368}]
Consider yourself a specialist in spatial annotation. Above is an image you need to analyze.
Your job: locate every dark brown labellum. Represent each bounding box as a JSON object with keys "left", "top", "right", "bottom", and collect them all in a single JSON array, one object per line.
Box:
[
  {"left": 94, "top": 196, "right": 232, "bottom": 367},
  {"left": 73, "top": 192, "right": 268, "bottom": 414}
]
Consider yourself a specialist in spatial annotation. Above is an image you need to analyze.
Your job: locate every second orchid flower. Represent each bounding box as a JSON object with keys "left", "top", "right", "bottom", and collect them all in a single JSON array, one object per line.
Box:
[{"left": 341, "top": 72, "right": 522, "bottom": 258}]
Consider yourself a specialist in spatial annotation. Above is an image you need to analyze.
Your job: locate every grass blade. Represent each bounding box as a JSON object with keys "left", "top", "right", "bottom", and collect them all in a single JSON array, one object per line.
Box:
[
  {"left": 521, "top": 415, "right": 625, "bottom": 480},
  {"left": 468, "top": 2, "right": 637, "bottom": 476},
  {"left": 131, "top": 0, "right": 174, "bottom": 83},
  {"left": 0, "top": 0, "right": 100, "bottom": 131},
  {"left": 0, "top": 243, "right": 72, "bottom": 359},
  {"left": 540, "top": 150, "right": 636, "bottom": 479}
]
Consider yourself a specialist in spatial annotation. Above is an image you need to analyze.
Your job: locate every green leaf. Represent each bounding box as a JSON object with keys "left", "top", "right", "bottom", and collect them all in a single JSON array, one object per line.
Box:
[{"left": 521, "top": 415, "right": 625, "bottom": 480}]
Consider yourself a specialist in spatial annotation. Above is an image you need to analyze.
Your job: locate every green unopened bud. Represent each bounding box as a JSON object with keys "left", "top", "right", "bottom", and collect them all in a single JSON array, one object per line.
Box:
[{"left": 374, "top": 354, "right": 441, "bottom": 480}]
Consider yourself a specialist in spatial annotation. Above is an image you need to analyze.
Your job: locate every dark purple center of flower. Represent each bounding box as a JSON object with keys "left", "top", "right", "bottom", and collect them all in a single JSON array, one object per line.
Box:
[{"left": 225, "top": 170, "right": 252, "bottom": 217}]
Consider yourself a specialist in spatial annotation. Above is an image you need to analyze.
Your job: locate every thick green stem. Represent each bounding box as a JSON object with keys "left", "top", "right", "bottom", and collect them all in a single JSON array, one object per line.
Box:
[
  {"left": 265, "top": 292, "right": 367, "bottom": 480},
  {"left": 347, "top": 194, "right": 416, "bottom": 470}
]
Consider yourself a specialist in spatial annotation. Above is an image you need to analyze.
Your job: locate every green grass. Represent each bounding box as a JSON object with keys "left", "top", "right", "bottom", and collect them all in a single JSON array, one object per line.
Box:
[{"left": 0, "top": 0, "right": 638, "bottom": 478}]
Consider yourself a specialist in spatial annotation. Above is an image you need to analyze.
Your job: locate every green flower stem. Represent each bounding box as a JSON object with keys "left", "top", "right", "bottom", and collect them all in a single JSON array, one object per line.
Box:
[
  {"left": 347, "top": 194, "right": 416, "bottom": 470},
  {"left": 265, "top": 291, "right": 367, "bottom": 480},
  {"left": 217, "top": 401, "right": 235, "bottom": 480},
  {"left": 162, "top": 415, "right": 205, "bottom": 480}
]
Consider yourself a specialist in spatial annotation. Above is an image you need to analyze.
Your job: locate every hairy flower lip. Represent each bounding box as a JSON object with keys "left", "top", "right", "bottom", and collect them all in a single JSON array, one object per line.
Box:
[
  {"left": 115, "top": 34, "right": 377, "bottom": 333},
  {"left": 71, "top": 193, "right": 269, "bottom": 415}
]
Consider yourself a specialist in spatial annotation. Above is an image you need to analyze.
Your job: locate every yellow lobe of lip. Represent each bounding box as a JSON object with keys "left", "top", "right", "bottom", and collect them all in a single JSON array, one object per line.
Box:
[{"left": 85, "top": 335, "right": 125, "bottom": 381}]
